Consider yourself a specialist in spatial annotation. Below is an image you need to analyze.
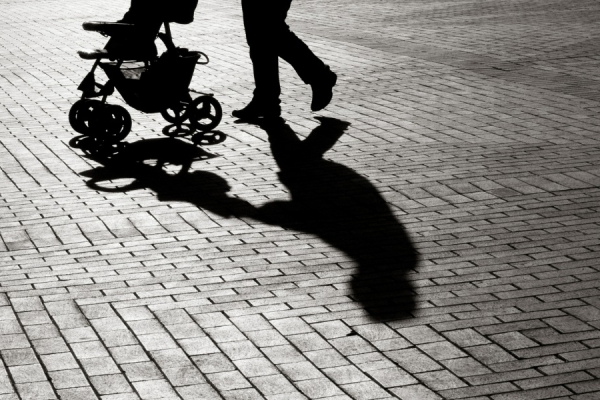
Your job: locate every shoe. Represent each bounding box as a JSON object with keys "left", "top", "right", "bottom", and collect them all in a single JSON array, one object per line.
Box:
[
  {"left": 232, "top": 99, "right": 281, "bottom": 120},
  {"left": 310, "top": 68, "right": 337, "bottom": 112}
]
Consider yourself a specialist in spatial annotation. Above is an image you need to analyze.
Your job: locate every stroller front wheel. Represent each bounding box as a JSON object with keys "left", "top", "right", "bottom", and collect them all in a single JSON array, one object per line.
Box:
[
  {"left": 160, "top": 104, "right": 189, "bottom": 124},
  {"left": 189, "top": 95, "right": 222, "bottom": 132}
]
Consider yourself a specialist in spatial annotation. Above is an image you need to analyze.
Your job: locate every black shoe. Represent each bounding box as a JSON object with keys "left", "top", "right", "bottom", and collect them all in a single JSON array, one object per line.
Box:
[
  {"left": 232, "top": 100, "right": 281, "bottom": 120},
  {"left": 310, "top": 68, "right": 337, "bottom": 112}
]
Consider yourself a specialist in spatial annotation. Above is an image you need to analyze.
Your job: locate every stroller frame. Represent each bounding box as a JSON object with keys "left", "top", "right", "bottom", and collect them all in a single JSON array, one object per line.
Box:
[{"left": 69, "top": 20, "right": 224, "bottom": 147}]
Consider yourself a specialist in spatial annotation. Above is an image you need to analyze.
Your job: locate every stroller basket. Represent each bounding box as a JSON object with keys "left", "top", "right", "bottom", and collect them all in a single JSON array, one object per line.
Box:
[{"left": 100, "top": 49, "right": 200, "bottom": 113}]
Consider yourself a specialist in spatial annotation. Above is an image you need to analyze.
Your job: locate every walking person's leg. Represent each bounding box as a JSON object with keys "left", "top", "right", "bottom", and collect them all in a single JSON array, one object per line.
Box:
[
  {"left": 274, "top": 1, "right": 337, "bottom": 111},
  {"left": 233, "top": 0, "right": 283, "bottom": 119},
  {"left": 234, "top": 0, "right": 337, "bottom": 120}
]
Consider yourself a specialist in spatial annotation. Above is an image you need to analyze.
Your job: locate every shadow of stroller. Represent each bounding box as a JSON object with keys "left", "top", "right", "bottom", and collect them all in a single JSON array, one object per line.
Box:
[
  {"left": 77, "top": 120, "right": 418, "bottom": 321},
  {"left": 78, "top": 136, "right": 254, "bottom": 216},
  {"left": 255, "top": 117, "right": 418, "bottom": 321}
]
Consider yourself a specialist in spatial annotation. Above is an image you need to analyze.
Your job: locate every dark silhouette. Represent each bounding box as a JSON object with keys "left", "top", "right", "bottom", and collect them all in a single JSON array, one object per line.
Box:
[
  {"left": 71, "top": 0, "right": 222, "bottom": 147},
  {"left": 77, "top": 119, "right": 418, "bottom": 321},
  {"left": 254, "top": 117, "right": 418, "bottom": 321},
  {"left": 233, "top": 0, "right": 338, "bottom": 120}
]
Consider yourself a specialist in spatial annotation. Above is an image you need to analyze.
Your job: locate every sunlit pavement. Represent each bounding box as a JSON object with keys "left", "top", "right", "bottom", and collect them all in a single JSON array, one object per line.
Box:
[{"left": 1, "top": 1, "right": 600, "bottom": 399}]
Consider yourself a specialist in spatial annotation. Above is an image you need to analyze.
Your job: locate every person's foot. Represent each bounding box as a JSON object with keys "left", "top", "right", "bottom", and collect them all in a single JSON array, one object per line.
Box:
[
  {"left": 232, "top": 99, "right": 281, "bottom": 121},
  {"left": 310, "top": 68, "right": 337, "bottom": 112}
]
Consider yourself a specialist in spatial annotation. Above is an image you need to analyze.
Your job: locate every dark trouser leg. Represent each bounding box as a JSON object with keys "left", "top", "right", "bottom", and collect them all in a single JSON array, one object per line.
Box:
[
  {"left": 273, "top": 6, "right": 328, "bottom": 85},
  {"left": 241, "top": 0, "right": 283, "bottom": 105},
  {"left": 241, "top": 0, "right": 329, "bottom": 101}
]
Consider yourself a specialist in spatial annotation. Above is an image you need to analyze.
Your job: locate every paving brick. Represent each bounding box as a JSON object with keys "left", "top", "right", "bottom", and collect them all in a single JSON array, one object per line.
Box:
[
  {"left": 14, "top": 381, "right": 56, "bottom": 400},
  {"left": 296, "top": 378, "right": 345, "bottom": 399},
  {"left": 490, "top": 386, "right": 573, "bottom": 400},
  {"left": 176, "top": 384, "right": 222, "bottom": 400},
  {"left": 234, "top": 357, "right": 278, "bottom": 378},
  {"left": 305, "top": 349, "right": 349, "bottom": 369},
  {"left": 47, "top": 369, "right": 89, "bottom": 390},
  {"left": 440, "top": 357, "right": 492, "bottom": 378},
  {"left": 131, "top": 379, "right": 178, "bottom": 399},
  {"left": 515, "top": 371, "right": 593, "bottom": 390},
  {"left": 419, "top": 340, "right": 468, "bottom": 360},
  {"left": 340, "top": 381, "right": 390, "bottom": 400},
  {"left": 162, "top": 365, "right": 207, "bottom": 386},
  {"left": 207, "top": 371, "right": 252, "bottom": 391},
  {"left": 385, "top": 348, "right": 442, "bottom": 374},
  {"left": 465, "top": 344, "right": 517, "bottom": 365},
  {"left": 280, "top": 361, "right": 325, "bottom": 381},
  {"left": 390, "top": 384, "right": 442, "bottom": 400},
  {"left": 396, "top": 325, "right": 444, "bottom": 344},
  {"left": 288, "top": 332, "right": 331, "bottom": 352},
  {"left": 192, "top": 353, "right": 236, "bottom": 374},
  {"left": 250, "top": 374, "right": 297, "bottom": 396}
]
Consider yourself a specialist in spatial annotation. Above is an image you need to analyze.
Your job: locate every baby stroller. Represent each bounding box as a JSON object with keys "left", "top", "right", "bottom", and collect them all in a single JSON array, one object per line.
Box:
[{"left": 69, "top": 0, "right": 223, "bottom": 147}]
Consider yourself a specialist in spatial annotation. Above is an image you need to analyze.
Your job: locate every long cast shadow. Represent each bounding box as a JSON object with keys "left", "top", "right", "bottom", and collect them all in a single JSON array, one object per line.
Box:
[
  {"left": 254, "top": 117, "right": 418, "bottom": 321},
  {"left": 77, "top": 120, "right": 418, "bottom": 321}
]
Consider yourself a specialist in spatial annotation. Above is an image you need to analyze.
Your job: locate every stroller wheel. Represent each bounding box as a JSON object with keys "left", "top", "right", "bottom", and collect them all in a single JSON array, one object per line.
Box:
[
  {"left": 161, "top": 104, "right": 189, "bottom": 124},
  {"left": 189, "top": 95, "right": 222, "bottom": 132},
  {"left": 91, "top": 104, "right": 132, "bottom": 143},
  {"left": 69, "top": 99, "right": 101, "bottom": 135}
]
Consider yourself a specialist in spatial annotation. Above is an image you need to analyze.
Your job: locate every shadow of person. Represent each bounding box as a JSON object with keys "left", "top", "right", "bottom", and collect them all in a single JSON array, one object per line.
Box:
[
  {"left": 77, "top": 124, "right": 418, "bottom": 322},
  {"left": 254, "top": 117, "right": 418, "bottom": 321}
]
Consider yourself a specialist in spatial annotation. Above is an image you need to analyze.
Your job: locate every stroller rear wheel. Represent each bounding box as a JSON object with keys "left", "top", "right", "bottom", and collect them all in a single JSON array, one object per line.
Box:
[
  {"left": 91, "top": 104, "right": 132, "bottom": 144},
  {"left": 189, "top": 95, "right": 222, "bottom": 132},
  {"left": 69, "top": 99, "right": 102, "bottom": 135}
]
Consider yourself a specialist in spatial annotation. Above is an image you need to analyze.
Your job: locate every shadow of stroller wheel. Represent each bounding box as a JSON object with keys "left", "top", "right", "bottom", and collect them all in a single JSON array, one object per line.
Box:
[
  {"left": 191, "top": 130, "right": 227, "bottom": 146},
  {"left": 79, "top": 137, "right": 123, "bottom": 158},
  {"left": 87, "top": 172, "right": 142, "bottom": 193},
  {"left": 189, "top": 95, "right": 222, "bottom": 132},
  {"left": 162, "top": 123, "right": 194, "bottom": 137},
  {"left": 69, "top": 135, "right": 89, "bottom": 149},
  {"left": 69, "top": 99, "right": 102, "bottom": 135}
]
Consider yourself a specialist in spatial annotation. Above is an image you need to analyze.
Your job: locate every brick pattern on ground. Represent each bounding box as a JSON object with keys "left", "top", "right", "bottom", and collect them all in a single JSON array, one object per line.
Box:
[{"left": 1, "top": 0, "right": 600, "bottom": 399}]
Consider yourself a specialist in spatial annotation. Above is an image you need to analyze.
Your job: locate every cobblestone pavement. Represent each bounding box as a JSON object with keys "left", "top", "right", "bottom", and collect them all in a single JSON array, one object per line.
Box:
[{"left": 1, "top": 0, "right": 600, "bottom": 399}]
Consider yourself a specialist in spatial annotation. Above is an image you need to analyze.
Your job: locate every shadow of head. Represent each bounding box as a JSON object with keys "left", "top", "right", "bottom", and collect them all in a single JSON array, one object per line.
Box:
[{"left": 257, "top": 117, "right": 419, "bottom": 322}]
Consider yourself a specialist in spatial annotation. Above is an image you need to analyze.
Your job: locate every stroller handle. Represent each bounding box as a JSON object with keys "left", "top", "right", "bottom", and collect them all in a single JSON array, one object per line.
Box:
[{"left": 195, "top": 51, "right": 209, "bottom": 65}]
